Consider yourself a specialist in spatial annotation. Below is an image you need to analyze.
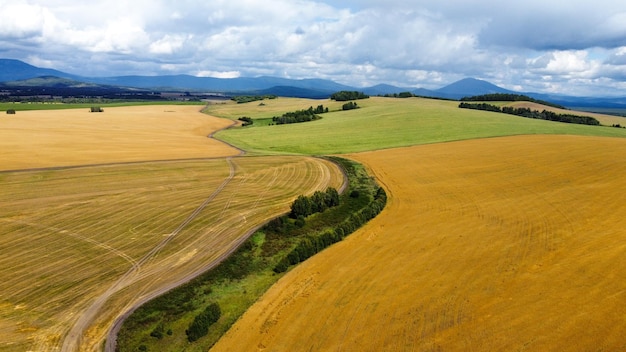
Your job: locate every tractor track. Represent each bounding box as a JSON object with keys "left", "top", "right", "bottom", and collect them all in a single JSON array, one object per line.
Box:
[{"left": 61, "top": 157, "right": 237, "bottom": 352}]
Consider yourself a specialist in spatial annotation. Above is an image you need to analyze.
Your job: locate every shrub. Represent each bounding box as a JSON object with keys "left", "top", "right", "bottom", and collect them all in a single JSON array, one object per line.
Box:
[
  {"left": 342, "top": 101, "right": 359, "bottom": 110},
  {"left": 150, "top": 323, "right": 164, "bottom": 339},
  {"left": 186, "top": 302, "right": 221, "bottom": 342},
  {"left": 238, "top": 116, "right": 253, "bottom": 126}
]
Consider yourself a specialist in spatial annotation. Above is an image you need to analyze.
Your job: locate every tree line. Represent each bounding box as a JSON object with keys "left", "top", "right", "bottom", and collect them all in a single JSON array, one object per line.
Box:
[
  {"left": 331, "top": 91, "right": 369, "bottom": 101},
  {"left": 460, "top": 93, "right": 565, "bottom": 109},
  {"left": 231, "top": 95, "right": 277, "bottom": 104},
  {"left": 272, "top": 105, "right": 328, "bottom": 125},
  {"left": 458, "top": 102, "right": 600, "bottom": 126},
  {"left": 274, "top": 185, "right": 386, "bottom": 273},
  {"left": 290, "top": 187, "right": 340, "bottom": 219},
  {"left": 116, "top": 157, "right": 386, "bottom": 351}
]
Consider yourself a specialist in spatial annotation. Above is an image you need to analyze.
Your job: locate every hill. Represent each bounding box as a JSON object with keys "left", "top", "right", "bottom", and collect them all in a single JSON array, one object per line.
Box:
[
  {"left": 3, "top": 59, "right": 626, "bottom": 107},
  {"left": 0, "top": 59, "right": 81, "bottom": 82},
  {"left": 212, "top": 97, "right": 626, "bottom": 155},
  {"left": 434, "top": 77, "right": 514, "bottom": 99}
]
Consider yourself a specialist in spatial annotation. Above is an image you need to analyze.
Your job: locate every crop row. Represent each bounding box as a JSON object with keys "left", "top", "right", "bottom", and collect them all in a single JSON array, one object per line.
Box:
[{"left": 0, "top": 156, "right": 343, "bottom": 352}]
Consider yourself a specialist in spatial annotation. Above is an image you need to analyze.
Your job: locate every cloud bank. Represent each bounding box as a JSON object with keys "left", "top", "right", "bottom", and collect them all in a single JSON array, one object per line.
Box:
[{"left": 2, "top": 0, "right": 626, "bottom": 96}]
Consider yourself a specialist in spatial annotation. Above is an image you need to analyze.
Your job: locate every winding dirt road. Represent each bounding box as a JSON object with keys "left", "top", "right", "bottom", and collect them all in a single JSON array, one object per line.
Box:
[{"left": 62, "top": 158, "right": 236, "bottom": 352}]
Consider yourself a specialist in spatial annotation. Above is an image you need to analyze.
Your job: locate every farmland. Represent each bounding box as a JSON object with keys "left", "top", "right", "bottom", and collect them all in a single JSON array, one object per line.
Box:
[
  {"left": 212, "top": 96, "right": 626, "bottom": 154},
  {"left": 212, "top": 134, "right": 626, "bottom": 351},
  {"left": 0, "top": 104, "right": 344, "bottom": 351},
  {"left": 0, "top": 105, "right": 239, "bottom": 170},
  {"left": 0, "top": 156, "right": 343, "bottom": 352},
  {"left": 2, "top": 96, "right": 626, "bottom": 351}
]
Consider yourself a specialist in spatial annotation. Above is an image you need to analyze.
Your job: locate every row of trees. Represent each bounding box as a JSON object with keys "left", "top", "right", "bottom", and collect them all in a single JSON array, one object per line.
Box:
[
  {"left": 272, "top": 105, "right": 328, "bottom": 125},
  {"left": 274, "top": 186, "right": 386, "bottom": 273},
  {"left": 231, "top": 95, "right": 277, "bottom": 104},
  {"left": 459, "top": 102, "right": 600, "bottom": 126},
  {"left": 460, "top": 93, "right": 566, "bottom": 109},
  {"left": 290, "top": 187, "right": 340, "bottom": 219},
  {"left": 185, "top": 302, "right": 221, "bottom": 342},
  {"left": 331, "top": 91, "right": 369, "bottom": 101},
  {"left": 117, "top": 157, "right": 387, "bottom": 351}
]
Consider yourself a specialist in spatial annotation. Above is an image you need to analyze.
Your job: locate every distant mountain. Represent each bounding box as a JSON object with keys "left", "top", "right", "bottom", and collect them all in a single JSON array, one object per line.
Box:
[
  {"left": 2, "top": 59, "right": 626, "bottom": 108},
  {"left": 0, "top": 59, "right": 81, "bottom": 82},
  {"left": 434, "top": 78, "right": 515, "bottom": 99},
  {"left": 2, "top": 75, "right": 102, "bottom": 88},
  {"left": 255, "top": 86, "right": 333, "bottom": 99}
]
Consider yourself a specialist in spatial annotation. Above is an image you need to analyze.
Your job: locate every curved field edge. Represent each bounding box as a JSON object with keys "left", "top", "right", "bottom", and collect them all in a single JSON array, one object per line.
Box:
[
  {"left": 0, "top": 105, "right": 241, "bottom": 171},
  {"left": 209, "top": 97, "right": 626, "bottom": 155},
  {"left": 0, "top": 155, "right": 343, "bottom": 352},
  {"left": 210, "top": 135, "right": 626, "bottom": 352},
  {"left": 113, "top": 157, "right": 385, "bottom": 352}
]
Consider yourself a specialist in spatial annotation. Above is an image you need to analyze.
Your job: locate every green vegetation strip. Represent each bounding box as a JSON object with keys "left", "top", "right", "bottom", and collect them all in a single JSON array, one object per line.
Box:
[
  {"left": 115, "top": 157, "right": 386, "bottom": 352},
  {"left": 458, "top": 102, "right": 600, "bottom": 126}
]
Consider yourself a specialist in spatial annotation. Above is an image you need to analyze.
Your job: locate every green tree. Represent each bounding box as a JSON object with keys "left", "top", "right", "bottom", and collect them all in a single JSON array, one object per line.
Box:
[
  {"left": 186, "top": 302, "right": 221, "bottom": 342},
  {"left": 290, "top": 195, "right": 312, "bottom": 218},
  {"left": 331, "top": 91, "right": 369, "bottom": 101},
  {"left": 325, "top": 187, "right": 340, "bottom": 207}
]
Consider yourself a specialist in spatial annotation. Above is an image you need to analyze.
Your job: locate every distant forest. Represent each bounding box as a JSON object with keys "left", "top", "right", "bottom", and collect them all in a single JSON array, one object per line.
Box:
[
  {"left": 459, "top": 102, "right": 600, "bottom": 126},
  {"left": 330, "top": 91, "right": 369, "bottom": 101},
  {"left": 461, "top": 93, "right": 565, "bottom": 109}
]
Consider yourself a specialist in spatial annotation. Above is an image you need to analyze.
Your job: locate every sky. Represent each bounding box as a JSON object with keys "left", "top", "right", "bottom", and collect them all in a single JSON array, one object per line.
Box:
[{"left": 2, "top": 0, "right": 626, "bottom": 96}]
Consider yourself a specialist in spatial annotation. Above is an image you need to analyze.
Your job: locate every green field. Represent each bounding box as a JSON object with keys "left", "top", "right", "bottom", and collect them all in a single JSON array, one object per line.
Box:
[{"left": 210, "top": 97, "right": 626, "bottom": 154}]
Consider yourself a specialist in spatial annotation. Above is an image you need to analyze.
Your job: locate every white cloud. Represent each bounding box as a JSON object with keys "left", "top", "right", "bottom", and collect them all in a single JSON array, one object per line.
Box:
[
  {"left": 0, "top": 2, "right": 48, "bottom": 38},
  {"left": 195, "top": 70, "right": 241, "bottom": 79},
  {"left": 149, "top": 35, "right": 187, "bottom": 55},
  {"left": 528, "top": 51, "right": 599, "bottom": 76},
  {"left": 2, "top": 0, "right": 626, "bottom": 95}
]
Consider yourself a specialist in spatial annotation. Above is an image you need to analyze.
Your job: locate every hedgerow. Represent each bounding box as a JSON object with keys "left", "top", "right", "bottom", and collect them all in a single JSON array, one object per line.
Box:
[{"left": 116, "top": 157, "right": 386, "bottom": 351}]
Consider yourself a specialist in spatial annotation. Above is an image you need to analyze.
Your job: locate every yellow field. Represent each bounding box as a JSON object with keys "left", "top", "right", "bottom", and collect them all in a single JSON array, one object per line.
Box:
[
  {"left": 0, "top": 105, "right": 240, "bottom": 171},
  {"left": 0, "top": 105, "right": 345, "bottom": 351},
  {"left": 0, "top": 156, "right": 343, "bottom": 352},
  {"left": 212, "top": 135, "right": 626, "bottom": 351}
]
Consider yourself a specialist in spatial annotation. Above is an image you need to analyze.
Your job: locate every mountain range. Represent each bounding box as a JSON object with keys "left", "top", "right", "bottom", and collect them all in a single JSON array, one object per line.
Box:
[{"left": 2, "top": 58, "right": 626, "bottom": 108}]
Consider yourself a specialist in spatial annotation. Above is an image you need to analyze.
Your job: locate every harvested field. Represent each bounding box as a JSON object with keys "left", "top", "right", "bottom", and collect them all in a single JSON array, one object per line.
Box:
[
  {"left": 0, "top": 156, "right": 344, "bottom": 352},
  {"left": 0, "top": 105, "right": 240, "bottom": 171},
  {"left": 212, "top": 135, "right": 626, "bottom": 352}
]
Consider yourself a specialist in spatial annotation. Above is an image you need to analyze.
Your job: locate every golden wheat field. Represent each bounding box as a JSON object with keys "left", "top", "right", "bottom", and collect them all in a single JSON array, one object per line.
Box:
[
  {"left": 0, "top": 156, "right": 343, "bottom": 352},
  {"left": 0, "top": 105, "right": 240, "bottom": 171},
  {"left": 0, "top": 105, "right": 345, "bottom": 352},
  {"left": 212, "top": 135, "right": 626, "bottom": 352}
]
